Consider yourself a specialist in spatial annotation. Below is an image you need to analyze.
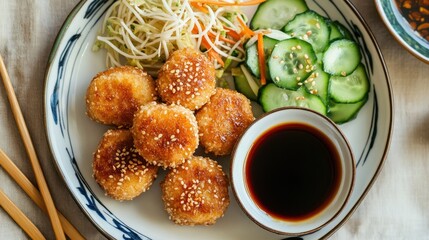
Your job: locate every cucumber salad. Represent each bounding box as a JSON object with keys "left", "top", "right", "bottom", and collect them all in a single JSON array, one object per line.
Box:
[{"left": 232, "top": 0, "right": 370, "bottom": 124}]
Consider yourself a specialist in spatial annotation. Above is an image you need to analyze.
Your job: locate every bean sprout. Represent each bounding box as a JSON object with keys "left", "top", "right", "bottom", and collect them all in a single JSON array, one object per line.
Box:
[{"left": 94, "top": 0, "right": 249, "bottom": 73}]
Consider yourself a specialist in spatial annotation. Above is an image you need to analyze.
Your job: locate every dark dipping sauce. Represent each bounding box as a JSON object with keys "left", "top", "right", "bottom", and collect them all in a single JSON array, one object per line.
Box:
[{"left": 246, "top": 123, "right": 342, "bottom": 221}]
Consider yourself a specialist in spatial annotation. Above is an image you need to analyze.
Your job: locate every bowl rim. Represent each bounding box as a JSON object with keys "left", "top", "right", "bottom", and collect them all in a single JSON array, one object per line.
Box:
[
  {"left": 230, "top": 106, "right": 356, "bottom": 236},
  {"left": 374, "top": 0, "right": 429, "bottom": 64}
]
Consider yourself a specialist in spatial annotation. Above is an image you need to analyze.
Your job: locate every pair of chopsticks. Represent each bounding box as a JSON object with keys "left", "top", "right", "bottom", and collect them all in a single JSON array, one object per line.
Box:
[{"left": 0, "top": 55, "right": 84, "bottom": 239}]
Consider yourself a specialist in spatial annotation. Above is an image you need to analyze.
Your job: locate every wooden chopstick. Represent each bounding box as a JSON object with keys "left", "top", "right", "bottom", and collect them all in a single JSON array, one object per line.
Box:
[
  {"left": 0, "top": 55, "right": 66, "bottom": 240},
  {"left": 0, "top": 149, "right": 85, "bottom": 240},
  {"left": 0, "top": 189, "right": 46, "bottom": 240}
]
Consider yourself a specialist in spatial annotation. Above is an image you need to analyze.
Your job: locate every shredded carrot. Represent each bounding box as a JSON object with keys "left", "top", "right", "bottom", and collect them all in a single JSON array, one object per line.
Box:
[
  {"left": 237, "top": 16, "right": 255, "bottom": 38},
  {"left": 257, "top": 33, "right": 266, "bottom": 85},
  {"left": 207, "top": 31, "right": 237, "bottom": 44},
  {"left": 192, "top": 26, "right": 225, "bottom": 67},
  {"left": 219, "top": 35, "right": 237, "bottom": 44},
  {"left": 208, "top": 49, "right": 225, "bottom": 66},
  {"left": 190, "top": 2, "right": 209, "bottom": 13},
  {"left": 224, "top": 26, "right": 242, "bottom": 41},
  {"left": 189, "top": 0, "right": 266, "bottom": 7}
]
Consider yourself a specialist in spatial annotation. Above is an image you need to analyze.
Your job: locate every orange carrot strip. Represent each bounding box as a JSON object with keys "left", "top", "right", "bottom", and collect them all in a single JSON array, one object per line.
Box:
[
  {"left": 207, "top": 31, "right": 237, "bottom": 44},
  {"left": 192, "top": 26, "right": 225, "bottom": 67},
  {"left": 257, "top": 33, "right": 266, "bottom": 85},
  {"left": 208, "top": 49, "right": 225, "bottom": 67},
  {"left": 189, "top": 0, "right": 266, "bottom": 6},
  {"left": 192, "top": 26, "right": 211, "bottom": 50},
  {"left": 237, "top": 16, "right": 255, "bottom": 38},
  {"left": 224, "top": 26, "right": 242, "bottom": 41},
  {"left": 219, "top": 35, "right": 237, "bottom": 44},
  {"left": 190, "top": 2, "right": 209, "bottom": 13}
]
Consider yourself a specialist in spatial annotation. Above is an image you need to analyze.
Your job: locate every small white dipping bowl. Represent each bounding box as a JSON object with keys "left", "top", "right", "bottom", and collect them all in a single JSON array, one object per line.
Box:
[{"left": 230, "top": 107, "right": 355, "bottom": 236}]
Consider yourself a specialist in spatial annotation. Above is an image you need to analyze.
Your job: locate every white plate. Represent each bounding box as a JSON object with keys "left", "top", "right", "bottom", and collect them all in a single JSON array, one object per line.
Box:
[{"left": 44, "top": 0, "right": 393, "bottom": 239}]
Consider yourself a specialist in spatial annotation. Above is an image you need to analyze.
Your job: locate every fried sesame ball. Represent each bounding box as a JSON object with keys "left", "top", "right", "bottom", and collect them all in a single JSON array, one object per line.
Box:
[
  {"left": 161, "top": 156, "right": 230, "bottom": 226},
  {"left": 131, "top": 102, "right": 199, "bottom": 169},
  {"left": 92, "top": 129, "right": 159, "bottom": 201},
  {"left": 196, "top": 88, "right": 255, "bottom": 156},
  {"left": 86, "top": 66, "right": 157, "bottom": 127},
  {"left": 156, "top": 48, "right": 216, "bottom": 111}
]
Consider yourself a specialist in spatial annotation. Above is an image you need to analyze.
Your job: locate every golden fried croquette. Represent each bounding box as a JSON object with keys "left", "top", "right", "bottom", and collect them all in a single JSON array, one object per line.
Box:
[
  {"left": 156, "top": 48, "right": 216, "bottom": 111},
  {"left": 161, "top": 156, "right": 230, "bottom": 225},
  {"left": 131, "top": 102, "right": 199, "bottom": 169},
  {"left": 196, "top": 88, "right": 255, "bottom": 156},
  {"left": 86, "top": 66, "right": 157, "bottom": 127},
  {"left": 93, "top": 129, "right": 159, "bottom": 201}
]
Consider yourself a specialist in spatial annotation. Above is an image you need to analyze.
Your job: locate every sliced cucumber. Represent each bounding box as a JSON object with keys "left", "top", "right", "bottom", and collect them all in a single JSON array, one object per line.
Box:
[
  {"left": 323, "top": 39, "right": 361, "bottom": 76},
  {"left": 234, "top": 74, "right": 258, "bottom": 101},
  {"left": 269, "top": 38, "right": 317, "bottom": 90},
  {"left": 334, "top": 21, "right": 353, "bottom": 40},
  {"left": 329, "top": 63, "right": 369, "bottom": 103},
  {"left": 245, "top": 36, "right": 279, "bottom": 80},
  {"left": 316, "top": 51, "right": 324, "bottom": 65},
  {"left": 328, "top": 21, "right": 353, "bottom": 41},
  {"left": 283, "top": 11, "right": 330, "bottom": 52},
  {"left": 259, "top": 83, "right": 327, "bottom": 115},
  {"left": 328, "top": 20, "right": 343, "bottom": 41},
  {"left": 250, "top": 0, "right": 308, "bottom": 30},
  {"left": 232, "top": 65, "right": 260, "bottom": 101},
  {"left": 328, "top": 97, "right": 368, "bottom": 124},
  {"left": 304, "top": 66, "right": 330, "bottom": 104}
]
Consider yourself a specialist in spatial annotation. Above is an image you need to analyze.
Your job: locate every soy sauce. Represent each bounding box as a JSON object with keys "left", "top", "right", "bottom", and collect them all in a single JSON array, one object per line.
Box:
[{"left": 246, "top": 123, "right": 342, "bottom": 221}]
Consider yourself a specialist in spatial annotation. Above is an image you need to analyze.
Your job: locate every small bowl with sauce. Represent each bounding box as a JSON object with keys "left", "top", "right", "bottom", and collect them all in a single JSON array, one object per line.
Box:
[
  {"left": 375, "top": 0, "right": 429, "bottom": 63},
  {"left": 230, "top": 107, "right": 355, "bottom": 236}
]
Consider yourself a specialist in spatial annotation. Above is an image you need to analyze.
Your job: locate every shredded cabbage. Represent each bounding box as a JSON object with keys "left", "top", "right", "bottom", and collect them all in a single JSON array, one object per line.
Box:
[{"left": 94, "top": 0, "right": 250, "bottom": 73}]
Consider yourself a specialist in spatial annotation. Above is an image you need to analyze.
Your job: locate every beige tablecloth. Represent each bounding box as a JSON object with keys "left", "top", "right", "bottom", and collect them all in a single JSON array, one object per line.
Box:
[{"left": 0, "top": 0, "right": 428, "bottom": 239}]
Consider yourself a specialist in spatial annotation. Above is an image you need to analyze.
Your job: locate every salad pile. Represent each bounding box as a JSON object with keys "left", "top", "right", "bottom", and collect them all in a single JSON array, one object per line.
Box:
[
  {"left": 94, "top": 0, "right": 265, "bottom": 74},
  {"left": 232, "top": 0, "right": 370, "bottom": 124}
]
